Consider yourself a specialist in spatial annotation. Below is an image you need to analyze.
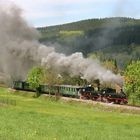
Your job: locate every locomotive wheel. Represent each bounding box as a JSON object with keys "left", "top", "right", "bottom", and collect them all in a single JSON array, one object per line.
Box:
[
  {"left": 102, "top": 97, "right": 108, "bottom": 103},
  {"left": 92, "top": 97, "right": 98, "bottom": 101}
]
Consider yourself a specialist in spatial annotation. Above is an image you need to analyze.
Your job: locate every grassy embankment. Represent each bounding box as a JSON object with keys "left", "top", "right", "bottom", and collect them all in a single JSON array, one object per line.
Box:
[{"left": 0, "top": 87, "right": 140, "bottom": 140}]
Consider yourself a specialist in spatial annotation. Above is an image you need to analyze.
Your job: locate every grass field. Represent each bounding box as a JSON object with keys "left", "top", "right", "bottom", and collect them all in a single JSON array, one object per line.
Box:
[{"left": 0, "top": 87, "right": 140, "bottom": 140}]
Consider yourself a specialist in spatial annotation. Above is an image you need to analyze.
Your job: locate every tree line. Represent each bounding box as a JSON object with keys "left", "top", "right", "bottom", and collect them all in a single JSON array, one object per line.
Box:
[{"left": 27, "top": 59, "right": 140, "bottom": 105}]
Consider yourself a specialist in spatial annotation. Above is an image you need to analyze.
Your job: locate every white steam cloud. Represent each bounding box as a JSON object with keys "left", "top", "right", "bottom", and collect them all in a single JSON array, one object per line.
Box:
[
  {"left": 0, "top": 4, "right": 123, "bottom": 85},
  {"left": 42, "top": 52, "right": 122, "bottom": 85}
]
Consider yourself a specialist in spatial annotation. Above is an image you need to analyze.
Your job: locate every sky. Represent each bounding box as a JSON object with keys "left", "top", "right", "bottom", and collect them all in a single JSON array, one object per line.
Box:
[{"left": 1, "top": 0, "right": 140, "bottom": 27}]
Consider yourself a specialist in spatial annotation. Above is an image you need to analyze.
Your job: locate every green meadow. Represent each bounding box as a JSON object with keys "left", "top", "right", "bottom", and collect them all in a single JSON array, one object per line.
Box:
[{"left": 0, "top": 87, "right": 140, "bottom": 140}]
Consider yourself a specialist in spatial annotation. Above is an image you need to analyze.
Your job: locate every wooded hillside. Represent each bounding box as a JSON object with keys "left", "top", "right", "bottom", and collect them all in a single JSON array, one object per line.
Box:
[{"left": 38, "top": 17, "right": 140, "bottom": 68}]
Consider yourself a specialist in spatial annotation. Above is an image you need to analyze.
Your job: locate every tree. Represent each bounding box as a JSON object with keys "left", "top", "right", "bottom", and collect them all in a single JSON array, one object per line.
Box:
[
  {"left": 27, "top": 67, "right": 45, "bottom": 97},
  {"left": 124, "top": 61, "right": 140, "bottom": 104},
  {"left": 27, "top": 67, "right": 63, "bottom": 99},
  {"left": 42, "top": 68, "right": 63, "bottom": 99},
  {"left": 103, "top": 59, "right": 118, "bottom": 74}
]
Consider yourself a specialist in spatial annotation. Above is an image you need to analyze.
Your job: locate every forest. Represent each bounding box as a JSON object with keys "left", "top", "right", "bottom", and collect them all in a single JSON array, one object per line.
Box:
[{"left": 38, "top": 17, "right": 140, "bottom": 68}]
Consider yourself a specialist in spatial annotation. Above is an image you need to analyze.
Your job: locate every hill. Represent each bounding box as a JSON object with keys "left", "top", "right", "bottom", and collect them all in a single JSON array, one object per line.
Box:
[{"left": 37, "top": 17, "right": 140, "bottom": 68}]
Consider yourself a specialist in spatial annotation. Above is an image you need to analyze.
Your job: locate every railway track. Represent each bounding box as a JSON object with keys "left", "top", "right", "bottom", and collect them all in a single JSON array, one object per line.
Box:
[
  {"left": 124, "top": 104, "right": 140, "bottom": 110},
  {"left": 41, "top": 94, "right": 140, "bottom": 111},
  {"left": 65, "top": 97, "right": 140, "bottom": 111}
]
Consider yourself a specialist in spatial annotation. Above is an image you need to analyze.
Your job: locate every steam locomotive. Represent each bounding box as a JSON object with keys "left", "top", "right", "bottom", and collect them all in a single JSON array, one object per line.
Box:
[{"left": 13, "top": 81, "right": 128, "bottom": 104}]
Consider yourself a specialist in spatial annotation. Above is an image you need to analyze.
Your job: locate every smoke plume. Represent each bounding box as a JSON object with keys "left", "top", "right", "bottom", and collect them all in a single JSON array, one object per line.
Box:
[
  {"left": 0, "top": 4, "right": 123, "bottom": 85},
  {"left": 0, "top": 4, "right": 41, "bottom": 83}
]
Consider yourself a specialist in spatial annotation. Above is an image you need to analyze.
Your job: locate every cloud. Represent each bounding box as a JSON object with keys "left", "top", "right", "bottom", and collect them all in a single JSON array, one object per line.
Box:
[
  {"left": 10, "top": 0, "right": 115, "bottom": 5},
  {"left": 1, "top": 0, "right": 140, "bottom": 26}
]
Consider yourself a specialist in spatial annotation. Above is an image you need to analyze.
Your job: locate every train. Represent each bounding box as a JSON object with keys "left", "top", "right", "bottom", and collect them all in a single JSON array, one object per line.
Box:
[{"left": 13, "top": 81, "right": 128, "bottom": 104}]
